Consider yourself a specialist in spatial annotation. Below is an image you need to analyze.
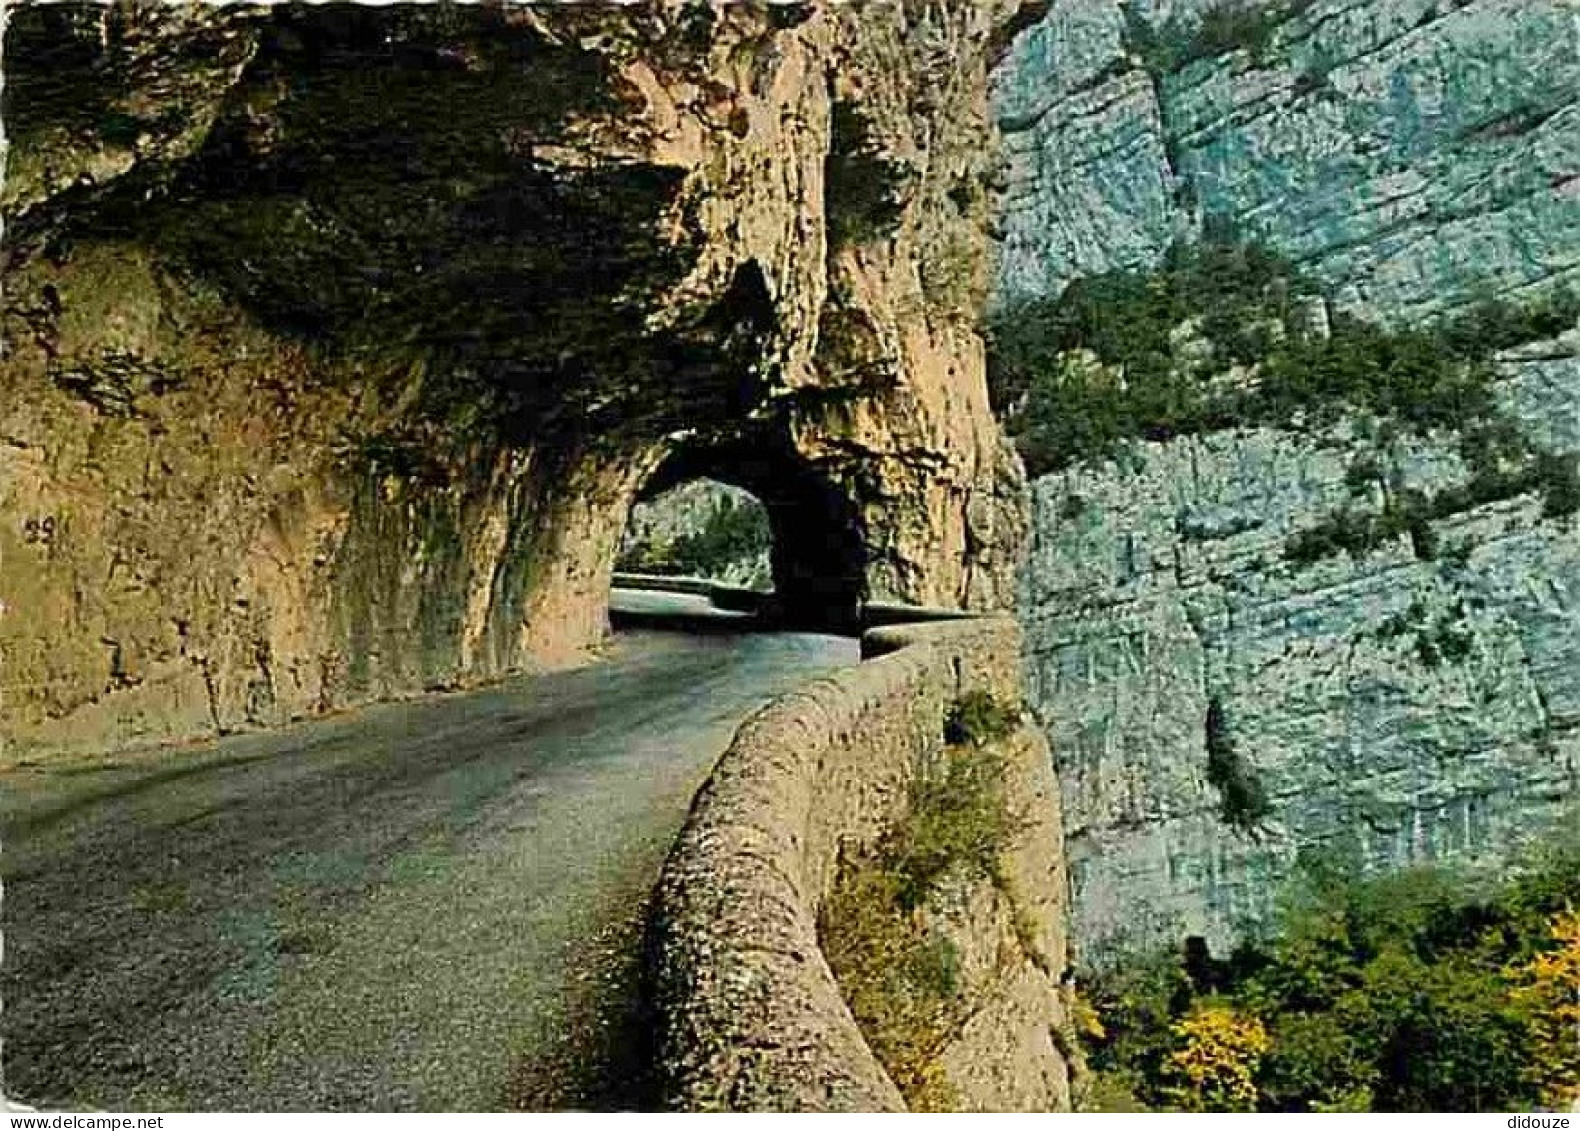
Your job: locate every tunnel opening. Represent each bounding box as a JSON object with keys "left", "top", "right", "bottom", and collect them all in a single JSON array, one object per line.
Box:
[
  {"left": 618, "top": 479, "right": 775, "bottom": 592},
  {"left": 615, "top": 441, "right": 868, "bottom": 634}
]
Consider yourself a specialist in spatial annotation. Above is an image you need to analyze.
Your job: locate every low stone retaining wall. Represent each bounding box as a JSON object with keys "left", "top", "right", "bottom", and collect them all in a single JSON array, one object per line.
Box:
[
  {"left": 610, "top": 572, "right": 725, "bottom": 599},
  {"left": 649, "top": 615, "right": 1073, "bottom": 1111}
]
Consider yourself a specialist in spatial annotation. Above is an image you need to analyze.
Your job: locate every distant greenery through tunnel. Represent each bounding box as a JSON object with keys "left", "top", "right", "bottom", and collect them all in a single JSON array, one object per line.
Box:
[{"left": 617, "top": 478, "right": 774, "bottom": 591}]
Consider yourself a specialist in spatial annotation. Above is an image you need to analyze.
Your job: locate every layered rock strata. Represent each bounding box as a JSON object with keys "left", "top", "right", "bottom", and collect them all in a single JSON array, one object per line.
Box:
[{"left": 994, "top": 0, "right": 1580, "bottom": 959}]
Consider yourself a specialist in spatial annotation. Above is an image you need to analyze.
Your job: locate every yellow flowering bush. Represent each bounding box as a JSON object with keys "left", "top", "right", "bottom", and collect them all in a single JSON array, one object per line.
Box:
[
  {"left": 1161, "top": 1003, "right": 1270, "bottom": 1112},
  {"left": 1508, "top": 909, "right": 1580, "bottom": 1109}
]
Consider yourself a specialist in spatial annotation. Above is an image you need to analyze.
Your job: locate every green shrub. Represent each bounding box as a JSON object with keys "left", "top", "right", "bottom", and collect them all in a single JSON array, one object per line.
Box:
[
  {"left": 825, "top": 101, "right": 909, "bottom": 247},
  {"left": 989, "top": 238, "right": 1494, "bottom": 475},
  {"left": 893, "top": 739, "right": 1014, "bottom": 910},
  {"left": 819, "top": 734, "right": 1018, "bottom": 1108},
  {"left": 1416, "top": 613, "right": 1474, "bottom": 669},
  {"left": 989, "top": 236, "right": 1575, "bottom": 524},
  {"left": 97, "top": 110, "right": 145, "bottom": 147},
  {"left": 1374, "top": 601, "right": 1474, "bottom": 668},
  {"left": 1344, "top": 456, "right": 1384, "bottom": 496},
  {"left": 819, "top": 864, "right": 965, "bottom": 1110},
  {"left": 1441, "top": 288, "right": 1580, "bottom": 357},
  {"left": 1376, "top": 600, "right": 1427, "bottom": 640},
  {"left": 974, "top": 238, "right": 1578, "bottom": 566},
  {"left": 943, "top": 690, "right": 1018, "bottom": 748},
  {"left": 1536, "top": 452, "right": 1580, "bottom": 519},
  {"left": 1285, "top": 451, "right": 1576, "bottom": 567},
  {"left": 1122, "top": 0, "right": 1320, "bottom": 75}
]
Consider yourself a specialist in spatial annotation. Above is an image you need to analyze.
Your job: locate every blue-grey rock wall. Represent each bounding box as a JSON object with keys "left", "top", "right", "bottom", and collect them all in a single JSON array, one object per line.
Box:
[
  {"left": 994, "top": 0, "right": 1580, "bottom": 961},
  {"left": 997, "top": 0, "right": 1580, "bottom": 321}
]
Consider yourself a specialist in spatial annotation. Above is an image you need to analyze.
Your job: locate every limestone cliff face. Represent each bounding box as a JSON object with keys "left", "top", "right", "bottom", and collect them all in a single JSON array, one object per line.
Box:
[
  {"left": 2, "top": 1, "right": 1032, "bottom": 760},
  {"left": 995, "top": 0, "right": 1580, "bottom": 320},
  {"left": 1024, "top": 347, "right": 1580, "bottom": 959},
  {"left": 993, "top": 0, "right": 1580, "bottom": 959}
]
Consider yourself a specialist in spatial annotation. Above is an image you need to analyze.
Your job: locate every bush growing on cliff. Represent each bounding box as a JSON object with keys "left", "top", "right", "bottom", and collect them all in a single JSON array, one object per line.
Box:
[
  {"left": 943, "top": 690, "right": 1018, "bottom": 748},
  {"left": 1079, "top": 845, "right": 1580, "bottom": 1111},
  {"left": 819, "top": 861, "right": 965, "bottom": 1110},
  {"left": 818, "top": 707, "right": 1020, "bottom": 1109},
  {"left": 825, "top": 100, "right": 910, "bottom": 248},
  {"left": 1442, "top": 287, "right": 1580, "bottom": 358},
  {"left": 987, "top": 238, "right": 1302, "bottom": 421},
  {"left": 1203, "top": 698, "right": 1270, "bottom": 832},
  {"left": 990, "top": 239, "right": 1506, "bottom": 476},
  {"left": 1285, "top": 451, "right": 1580, "bottom": 567},
  {"left": 1121, "top": 0, "right": 1321, "bottom": 75},
  {"left": 988, "top": 237, "right": 1578, "bottom": 534},
  {"left": 1283, "top": 493, "right": 1437, "bottom": 566},
  {"left": 1537, "top": 452, "right": 1580, "bottom": 519},
  {"left": 895, "top": 730, "right": 1015, "bottom": 909}
]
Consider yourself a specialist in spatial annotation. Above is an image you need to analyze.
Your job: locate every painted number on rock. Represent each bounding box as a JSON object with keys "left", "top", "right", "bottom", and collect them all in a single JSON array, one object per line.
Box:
[{"left": 22, "top": 515, "right": 57, "bottom": 546}]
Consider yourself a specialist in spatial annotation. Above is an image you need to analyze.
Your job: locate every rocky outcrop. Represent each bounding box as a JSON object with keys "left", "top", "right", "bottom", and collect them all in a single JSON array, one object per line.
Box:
[
  {"left": 650, "top": 614, "right": 1075, "bottom": 1112},
  {"left": 1, "top": 2, "right": 1034, "bottom": 760},
  {"left": 1024, "top": 344, "right": 1580, "bottom": 958},
  {"left": 993, "top": 0, "right": 1580, "bottom": 960},
  {"left": 995, "top": 0, "right": 1580, "bottom": 322}
]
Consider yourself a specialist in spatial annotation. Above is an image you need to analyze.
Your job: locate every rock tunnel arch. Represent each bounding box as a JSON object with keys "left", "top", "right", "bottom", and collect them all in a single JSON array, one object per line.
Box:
[{"left": 622, "top": 439, "right": 869, "bottom": 634}]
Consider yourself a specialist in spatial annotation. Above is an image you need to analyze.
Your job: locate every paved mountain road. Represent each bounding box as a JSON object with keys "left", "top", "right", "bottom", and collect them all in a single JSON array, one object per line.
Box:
[{"left": 0, "top": 594, "right": 857, "bottom": 1111}]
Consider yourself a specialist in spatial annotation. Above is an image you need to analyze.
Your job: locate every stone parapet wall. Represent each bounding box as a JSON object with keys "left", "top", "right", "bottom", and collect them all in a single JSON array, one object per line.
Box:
[{"left": 649, "top": 615, "right": 1073, "bottom": 1112}]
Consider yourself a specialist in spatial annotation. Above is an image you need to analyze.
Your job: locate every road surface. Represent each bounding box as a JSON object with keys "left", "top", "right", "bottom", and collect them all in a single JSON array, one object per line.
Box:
[{"left": 0, "top": 593, "right": 856, "bottom": 1111}]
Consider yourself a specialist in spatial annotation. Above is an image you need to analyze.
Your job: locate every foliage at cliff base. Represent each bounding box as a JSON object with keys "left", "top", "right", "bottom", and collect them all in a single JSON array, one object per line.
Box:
[{"left": 1080, "top": 845, "right": 1580, "bottom": 1112}]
